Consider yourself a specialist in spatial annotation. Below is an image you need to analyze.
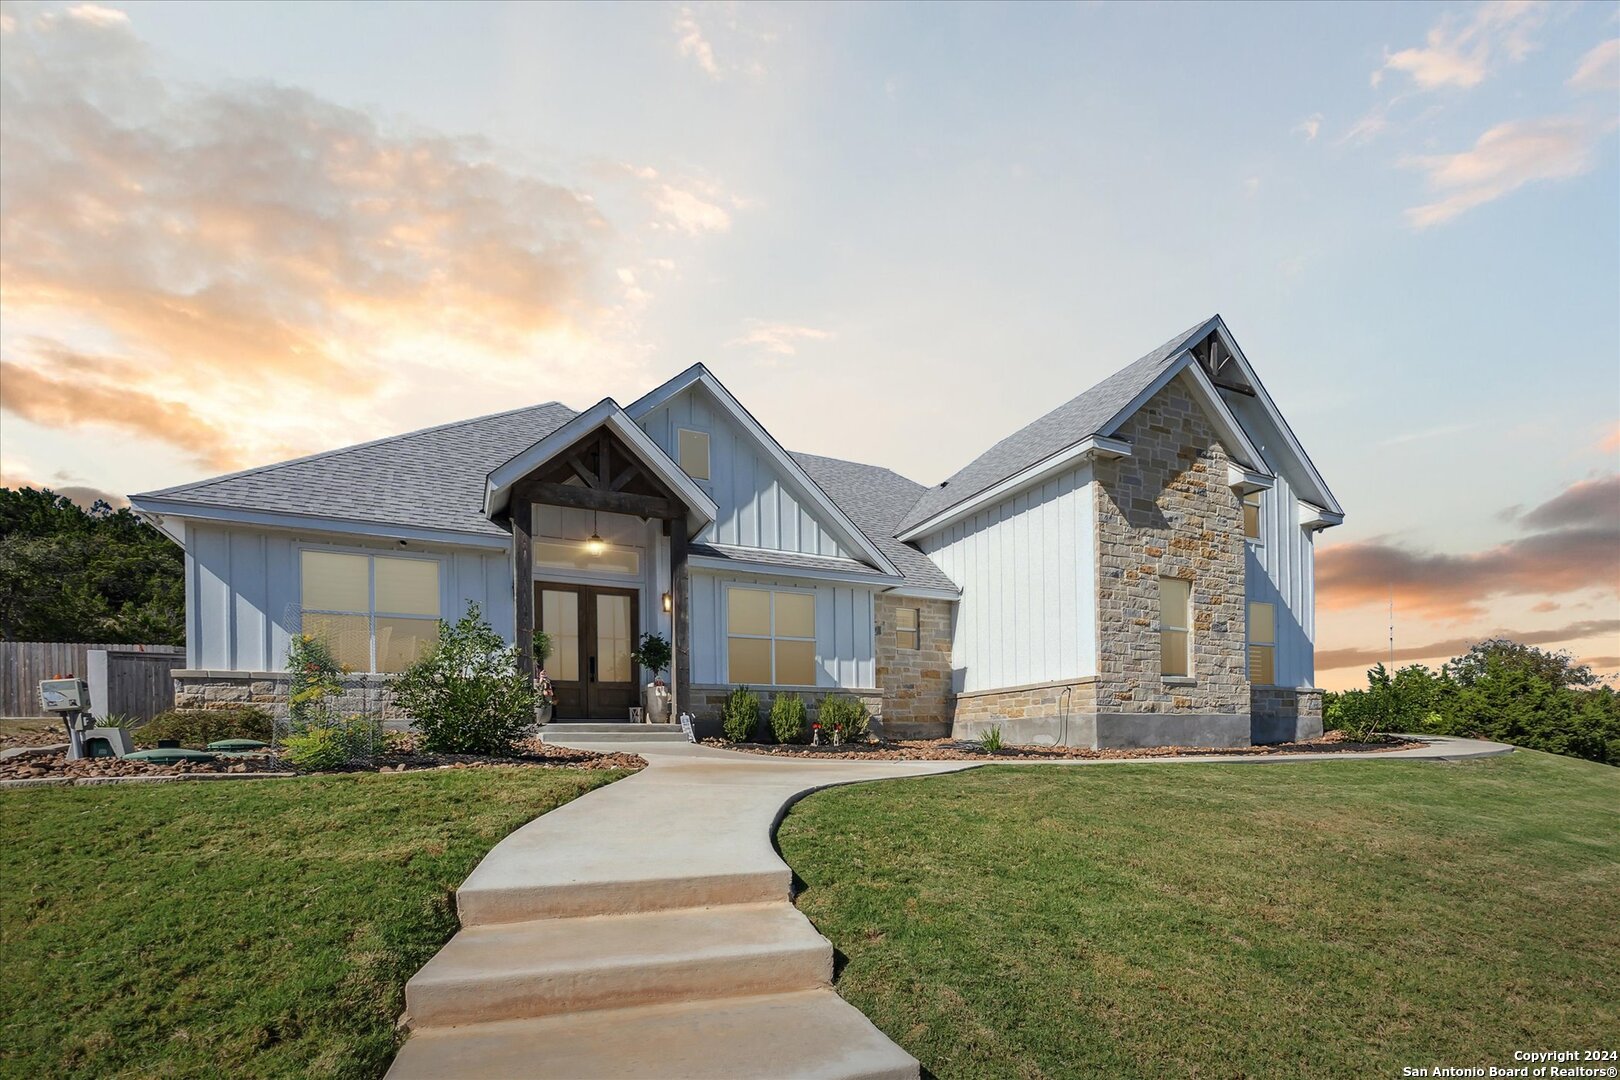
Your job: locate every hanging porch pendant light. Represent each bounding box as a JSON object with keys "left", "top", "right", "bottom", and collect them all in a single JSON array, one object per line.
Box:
[{"left": 584, "top": 509, "right": 606, "bottom": 557}]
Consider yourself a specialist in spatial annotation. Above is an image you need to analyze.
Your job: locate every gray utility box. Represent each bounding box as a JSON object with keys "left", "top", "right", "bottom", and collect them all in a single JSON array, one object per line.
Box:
[{"left": 81, "top": 727, "right": 133, "bottom": 759}]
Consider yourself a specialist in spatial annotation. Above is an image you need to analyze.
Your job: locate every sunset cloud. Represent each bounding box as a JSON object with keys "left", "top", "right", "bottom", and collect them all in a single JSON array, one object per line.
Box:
[
  {"left": 1316, "top": 618, "right": 1620, "bottom": 673},
  {"left": 1401, "top": 115, "right": 1616, "bottom": 227},
  {"left": 1317, "top": 475, "right": 1620, "bottom": 621},
  {"left": 1568, "top": 38, "right": 1620, "bottom": 94},
  {"left": 1376, "top": 1, "right": 1548, "bottom": 91},
  {"left": 0, "top": 5, "right": 706, "bottom": 482},
  {"left": 726, "top": 320, "right": 834, "bottom": 357}
]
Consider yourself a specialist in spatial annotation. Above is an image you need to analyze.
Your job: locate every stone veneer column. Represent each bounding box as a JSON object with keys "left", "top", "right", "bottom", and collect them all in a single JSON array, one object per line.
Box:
[
  {"left": 873, "top": 595, "right": 954, "bottom": 738},
  {"left": 1090, "top": 374, "right": 1251, "bottom": 748}
]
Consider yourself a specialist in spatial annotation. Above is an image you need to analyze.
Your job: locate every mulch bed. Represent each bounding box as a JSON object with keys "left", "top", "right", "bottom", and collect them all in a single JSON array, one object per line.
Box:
[
  {"left": 705, "top": 730, "right": 1420, "bottom": 761},
  {"left": 0, "top": 735, "right": 643, "bottom": 783}
]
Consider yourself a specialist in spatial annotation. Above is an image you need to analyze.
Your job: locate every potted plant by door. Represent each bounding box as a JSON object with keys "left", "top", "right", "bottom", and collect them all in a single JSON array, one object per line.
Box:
[
  {"left": 630, "top": 633, "right": 673, "bottom": 723},
  {"left": 533, "top": 633, "right": 555, "bottom": 724}
]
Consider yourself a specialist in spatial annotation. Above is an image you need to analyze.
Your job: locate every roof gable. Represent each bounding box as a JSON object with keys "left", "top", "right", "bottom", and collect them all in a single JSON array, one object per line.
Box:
[
  {"left": 895, "top": 315, "right": 1341, "bottom": 539},
  {"left": 627, "top": 365, "right": 903, "bottom": 577},
  {"left": 483, "top": 398, "right": 718, "bottom": 536}
]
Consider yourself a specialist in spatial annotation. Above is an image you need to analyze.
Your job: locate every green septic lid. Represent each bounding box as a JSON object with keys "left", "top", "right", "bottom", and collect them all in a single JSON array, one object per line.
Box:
[
  {"left": 125, "top": 748, "right": 217, "bottom": 765},
  {"left": 206, "top": 739, "right": 268, "bottom": 751}
]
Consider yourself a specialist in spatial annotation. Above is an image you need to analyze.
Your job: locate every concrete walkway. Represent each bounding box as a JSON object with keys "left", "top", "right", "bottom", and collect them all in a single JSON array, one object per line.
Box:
[{"left": 387, "top": 732, "right": 1513, "bottom": 1079}]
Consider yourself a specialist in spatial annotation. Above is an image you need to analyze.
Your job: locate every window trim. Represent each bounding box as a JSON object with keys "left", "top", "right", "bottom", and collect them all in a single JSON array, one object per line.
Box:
[
  {"left": 1248, "top": 599, "right": 1277, "bottom": 687},
  {"left": 1158, "top": 575, "right": 1193, "bottom": 679},
  {"left": 1243, "top": 491, "right": 1263, "bottom": 544},
  {"left": 677, "top": 428, "right": 711, "bottom": 481},
  {"left": 723, "top": 583, "right": 819, "bottom": 686},
  {"left": 297, "top": 544, "right": 445, "bottom": 673}
]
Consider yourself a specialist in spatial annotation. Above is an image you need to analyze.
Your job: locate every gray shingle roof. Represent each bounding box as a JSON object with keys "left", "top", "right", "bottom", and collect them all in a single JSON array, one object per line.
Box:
[
  {"left": 137, "top": 402, "right": 579, "bottom": 539},
  {"left": 893, "top": 316, "right": 1222, "bottom": 535},
  {"left": 792, "top": 452, "right": 961, "bottom": 593},
  {"left": 688, "top": 542, "right": 888, "bottom": 578}
]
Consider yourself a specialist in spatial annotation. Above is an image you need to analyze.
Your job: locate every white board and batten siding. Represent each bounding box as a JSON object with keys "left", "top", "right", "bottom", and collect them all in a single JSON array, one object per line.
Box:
[
  {"left": 687, "top": 571, "right": 878, "bottom": 689},
  {"left": 184, "top": 522, "right": 513, "bottom": 672},
  {"left": 1228, "top": 395, "right": 1318, "bottom": 689},
  {"left": 637, "top": 388, "right": 851, "bottom": 558},
  {"left": 918, "top": 464, "right": 1097, "bottom": 694}
]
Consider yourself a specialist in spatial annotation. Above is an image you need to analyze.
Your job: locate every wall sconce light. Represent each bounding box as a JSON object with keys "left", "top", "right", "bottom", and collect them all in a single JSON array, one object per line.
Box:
[{"left": 662, "top": 592, "right": 673, "bottom": 613}]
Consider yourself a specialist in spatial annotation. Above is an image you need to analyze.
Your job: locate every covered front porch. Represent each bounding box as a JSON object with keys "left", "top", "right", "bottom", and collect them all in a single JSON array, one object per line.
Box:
[{"left": 484, "top": 400, "right": 718, "bottom": 722}]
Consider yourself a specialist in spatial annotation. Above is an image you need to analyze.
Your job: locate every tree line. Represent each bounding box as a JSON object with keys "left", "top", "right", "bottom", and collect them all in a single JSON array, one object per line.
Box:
[{"left": 0, "top": 487, "right": 184, "bottom": 645}]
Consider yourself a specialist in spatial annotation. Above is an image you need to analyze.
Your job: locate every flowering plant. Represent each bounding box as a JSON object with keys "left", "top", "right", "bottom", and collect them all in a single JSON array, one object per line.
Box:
[{"left": 534, "top": 668, "right": 557, "bottom": 706}]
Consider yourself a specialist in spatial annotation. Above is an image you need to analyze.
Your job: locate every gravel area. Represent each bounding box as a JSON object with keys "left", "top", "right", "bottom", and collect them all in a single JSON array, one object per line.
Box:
[
  {"left": 705, "top": 730, "right": 1420, "bottom": 761},
  {"left": 1, "top": 751, "right": 287, "bottom": 781}
]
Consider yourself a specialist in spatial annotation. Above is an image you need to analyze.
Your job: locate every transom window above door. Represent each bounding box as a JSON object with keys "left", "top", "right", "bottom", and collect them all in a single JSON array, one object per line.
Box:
[
  {"left": 726, "top": 586, "right": 817, "bottom": 686},
  {"left": 300, "top": 550, "right": 440, "bottom": 673}
]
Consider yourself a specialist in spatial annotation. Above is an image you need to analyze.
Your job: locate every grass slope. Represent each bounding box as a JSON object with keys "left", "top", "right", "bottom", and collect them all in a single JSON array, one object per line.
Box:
[
  {"left": 778, "top": 752, "right": 1619, "bottom": 1079},
  {"left": 1, "top": 768, "right": 626, "bottom": 1078}
]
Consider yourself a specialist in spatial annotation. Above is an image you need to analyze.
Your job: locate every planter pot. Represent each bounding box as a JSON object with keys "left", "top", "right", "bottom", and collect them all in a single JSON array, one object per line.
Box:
[{"left": 535, "top": 702, "right": 554, "bottom": 726}]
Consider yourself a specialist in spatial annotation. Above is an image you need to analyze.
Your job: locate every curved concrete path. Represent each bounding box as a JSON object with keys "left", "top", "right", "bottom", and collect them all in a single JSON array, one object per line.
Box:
[{"left": 387, "top": 733, "right": 1513, "bottom": 1079}]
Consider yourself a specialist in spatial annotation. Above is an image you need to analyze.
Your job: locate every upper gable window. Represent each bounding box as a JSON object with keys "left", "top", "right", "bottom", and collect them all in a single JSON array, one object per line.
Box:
[
  {"left": 677, "top": 429, "right": 711, "bottom": 481},
  {"left": 1243, "top": 492, "right": 1263, "bottom": 542}
]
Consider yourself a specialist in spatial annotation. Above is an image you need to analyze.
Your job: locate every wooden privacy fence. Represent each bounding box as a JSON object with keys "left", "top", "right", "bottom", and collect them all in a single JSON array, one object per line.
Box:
[{"left": 0, "top": 642, "right": 183, "bottom": 718}]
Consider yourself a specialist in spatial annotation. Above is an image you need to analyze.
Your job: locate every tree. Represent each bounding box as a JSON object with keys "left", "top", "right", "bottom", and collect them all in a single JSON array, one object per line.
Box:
[
  {"left": 1449, "top": 638, "right": 1597, "bottom": 689},
  {"left": 0, "top": 487, "right": 183, "bottom": 643}
]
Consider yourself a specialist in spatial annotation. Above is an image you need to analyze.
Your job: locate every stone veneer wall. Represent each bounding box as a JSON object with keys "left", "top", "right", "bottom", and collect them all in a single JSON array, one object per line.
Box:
[
  {"left": 1090, "top": 375, "right": 1250, "bottom": 747},
  {"left": 951, "top": 678, "right": 1098, "bottom": 745},
  {"left": 873, "top": 595, "right": 954, "bottom": 738},
  {"left": 682, "top": 684, "right": 884, "bottom": 742},
  {"left": 1249, "top": 685, "right": 1324, "bottom": 744},
  {"left": 173, "top": 670, "right": 408, "bottom": 726}
]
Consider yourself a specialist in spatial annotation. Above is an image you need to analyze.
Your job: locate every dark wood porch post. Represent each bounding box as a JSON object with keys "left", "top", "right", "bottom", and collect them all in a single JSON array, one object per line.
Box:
[
  {"left": 670, "top": 514, "right": 691, "bottom": 716},
  {"left": 513, "top": 485, "right": 535, "bottom": 679}
]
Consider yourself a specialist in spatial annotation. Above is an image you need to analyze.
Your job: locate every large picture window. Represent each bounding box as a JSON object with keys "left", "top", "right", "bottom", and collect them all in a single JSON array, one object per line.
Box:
[
  {"left": 1248, "top": 601, "right": 1276, "bottom": 686},
  {"left": 1159, "top": 576, "right": 1192, "bottom": 678},
  {"left": 300, "top": 550, "right": 441, "bottom": 673},
  {"left": 726, "top": 586, "right": 817, "bottom": 685}
]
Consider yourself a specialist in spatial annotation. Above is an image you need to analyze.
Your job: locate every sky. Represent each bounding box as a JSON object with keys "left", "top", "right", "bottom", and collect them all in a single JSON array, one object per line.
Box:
[{"left": 1, "top": 0, "right": 1617, "bottom": 689}]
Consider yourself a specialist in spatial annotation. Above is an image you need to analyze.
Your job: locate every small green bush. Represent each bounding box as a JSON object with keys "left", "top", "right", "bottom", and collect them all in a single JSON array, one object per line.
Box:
[
  {"left": 392, "top": 602, "right": 536, "bottom": 755},
  {"left": 287, "top": 632, "right": 344, "bottom": 726},
  {"left": 977, "top": 724, "right": 1005, "bottom": 752},
  {"left": 770, "top": 693, "right": 808, "bottom": 744},
  {"left": 721, "top": 686, "right": 760, "bottom": 742},
  {"left": 817, "top": 695, "right": 870, "bottom": 743},
  {"left": 282, "top": 726, "right": 351, "bottom": 771},
  {"left": 136, "top": 707, "right": 273, "bottom": 748}
]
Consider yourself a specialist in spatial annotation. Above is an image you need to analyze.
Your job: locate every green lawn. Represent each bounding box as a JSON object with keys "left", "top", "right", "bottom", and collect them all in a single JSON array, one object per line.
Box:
[
  {"left": 778, "top": 752, "right": 1619, "bottom": 1079},
  {"left": 1, "top": 768, "right": 628, "bottom": 1078}
]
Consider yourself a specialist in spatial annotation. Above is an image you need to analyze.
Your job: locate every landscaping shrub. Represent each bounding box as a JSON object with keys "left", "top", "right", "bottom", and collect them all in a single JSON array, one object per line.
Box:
[
  {"left": 721, "top": 686, "right": 760, "bottom": 742},
  {"left": 281, "top": 726, "right": 351, "bottom": 771},
  {"left": 135, "top": 707, "right": 273, "bottom": 748},
  {"left": 1324, "top": 640, "right": 1620, "bottom": 765},
  {"left": 287, "top": 632, "right": 343, "bottom": 727},
  {"left": 770, "top": 693, "right": 808, "bottom": 744},
  {"left": 977, "top": 724, "right": 1005, "bottom": 752},
  {"left": 392, "top": 602, "right": 536, "bottom": 755},
  {"left": 817, "top": 695, "right": 870, "bottom": 744}
]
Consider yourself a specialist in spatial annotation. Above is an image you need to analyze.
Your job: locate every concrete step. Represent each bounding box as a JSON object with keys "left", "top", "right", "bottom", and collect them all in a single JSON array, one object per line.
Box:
[
  {"left": 387, "top": 988, "right": 919, "bottom": 1080},
  {"left": 457, "top": 866, "right": 791, "bottom": 926},
  {"left": 405, "top": 902, "right": 832, "bottom": 1027}
]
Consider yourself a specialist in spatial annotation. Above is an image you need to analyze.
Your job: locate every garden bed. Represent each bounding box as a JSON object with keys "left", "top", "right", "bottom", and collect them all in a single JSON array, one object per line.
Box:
[
  {"left": 1, "top": 736, "right": 643, "bottom": 785},
  {"left": 705, "top": 729, "right": 1418, "bottom": 761}
]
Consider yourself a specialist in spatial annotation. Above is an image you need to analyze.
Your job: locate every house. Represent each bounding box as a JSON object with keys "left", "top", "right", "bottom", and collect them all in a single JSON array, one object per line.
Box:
[{"left": 128, "top": 315, "right": 1343, "bottom": 748}]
